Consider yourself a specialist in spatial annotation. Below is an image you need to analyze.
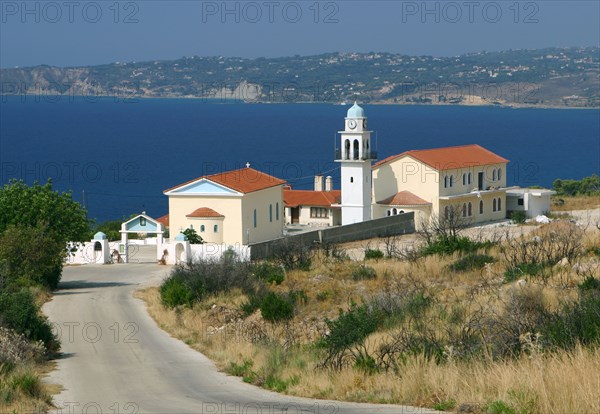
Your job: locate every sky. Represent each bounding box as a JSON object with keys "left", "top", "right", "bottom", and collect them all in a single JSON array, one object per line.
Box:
[{"left": 1, "top": 0, "right": 599, "bottom": 67}]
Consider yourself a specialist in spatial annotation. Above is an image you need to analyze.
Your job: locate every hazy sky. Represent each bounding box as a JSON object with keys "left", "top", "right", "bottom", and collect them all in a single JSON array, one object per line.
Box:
[{"left": 1, "top": 1, "right": 599, "bottom": 67}]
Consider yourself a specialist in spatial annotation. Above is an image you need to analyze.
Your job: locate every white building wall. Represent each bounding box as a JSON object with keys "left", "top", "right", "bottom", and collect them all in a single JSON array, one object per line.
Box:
[{"left": 341, "top": 162, "right": 372, "bottom": 225}]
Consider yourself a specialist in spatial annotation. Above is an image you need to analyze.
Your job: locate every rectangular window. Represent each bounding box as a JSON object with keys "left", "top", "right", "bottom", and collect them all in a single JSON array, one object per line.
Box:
[
  {"left": 518, "top": 198, "right": 524, "bottom": 206},
  {"left": 310, "top": 207, "right": 328, "bottom": 219}
]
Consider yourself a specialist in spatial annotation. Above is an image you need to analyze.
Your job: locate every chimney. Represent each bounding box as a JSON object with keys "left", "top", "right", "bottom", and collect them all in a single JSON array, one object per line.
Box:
[
  {"left": 314, "top": 175, "right": 324, "bottom": 192},
  {"left": 325, "top": 176, "right": 333, "bottom": 192}
]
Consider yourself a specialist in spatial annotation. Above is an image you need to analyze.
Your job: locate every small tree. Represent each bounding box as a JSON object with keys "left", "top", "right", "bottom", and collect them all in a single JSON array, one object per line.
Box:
[
  {"left": 182, "top": 228, "right": 204, "bottom": 244},
  {"left": 419, "top": 204, "right": 470, "bottom": 245}
]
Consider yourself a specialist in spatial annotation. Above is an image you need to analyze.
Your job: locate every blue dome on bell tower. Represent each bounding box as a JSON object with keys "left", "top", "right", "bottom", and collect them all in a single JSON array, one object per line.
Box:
[{"left": 347, "top": 102, "right": 365, "bottom": 118}]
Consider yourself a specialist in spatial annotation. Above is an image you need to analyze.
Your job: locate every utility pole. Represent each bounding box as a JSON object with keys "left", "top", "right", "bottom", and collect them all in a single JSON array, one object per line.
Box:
[{"left": 82, "top": 190, "right": 87, "bottom": 210}]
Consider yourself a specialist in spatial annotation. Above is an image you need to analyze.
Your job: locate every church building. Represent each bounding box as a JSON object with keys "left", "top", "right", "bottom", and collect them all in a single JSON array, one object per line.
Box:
[{"left": 163, "top": 167, "right": 285, "bottom": 245}]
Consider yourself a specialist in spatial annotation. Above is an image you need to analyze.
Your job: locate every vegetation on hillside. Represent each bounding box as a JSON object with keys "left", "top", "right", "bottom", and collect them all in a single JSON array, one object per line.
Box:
[
  {"left": 2, "top": 47, "right": 598, "bottom": 107},
  {"left": 0, "top": 180, "right": 91, "bottom": 411},
  {"left": 145, "top": 210, "right": 600, "bottom": 413}
]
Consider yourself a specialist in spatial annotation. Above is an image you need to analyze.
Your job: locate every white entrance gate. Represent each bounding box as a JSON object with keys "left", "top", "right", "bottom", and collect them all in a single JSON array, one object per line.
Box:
[{"left": 119, "top": 213, "right": 164, "bottom": 263}]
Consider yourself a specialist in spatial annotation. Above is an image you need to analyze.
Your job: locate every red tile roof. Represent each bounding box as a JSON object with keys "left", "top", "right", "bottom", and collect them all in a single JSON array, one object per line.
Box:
[
  {"left": 186, "top": 207, "right": 224, "bottom": 218},
  {"left": 373, "top": 144, "right": 508, "bottom": 171},
  {"left": 156, "top": 214, "right": 169, "bottom": 228},
  {"left": 284, "top": 190, "right": 341, "bottom": 208},
  {"left": 377, "top": 191, "right": 431, "bottom": 206},
  {"left": 164, "top": 167, "right": 286, "bottom": 194}
]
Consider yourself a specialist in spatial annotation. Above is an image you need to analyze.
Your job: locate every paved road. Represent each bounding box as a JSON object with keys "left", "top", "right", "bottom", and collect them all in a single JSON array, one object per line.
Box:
[{"left": 44, "top": 259, "right": 437, "bottom": 414}]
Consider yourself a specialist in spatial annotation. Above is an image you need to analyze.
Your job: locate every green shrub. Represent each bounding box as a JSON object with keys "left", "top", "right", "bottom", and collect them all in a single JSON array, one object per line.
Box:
[
  {"left": 511, "top": 211, "right": 527, "bottom": 224},
  {"left": 0, "top": 289, "right": 57, "bottom": 351},
  {"left": 364, "top": 248, "right": 384, "bottom": 260},
  {"left": 504, "top": 263, "right": 547, "bottom": 283},
  {"left": 260, "top": 292, "right": 294, "bottom": 323},
  {"left": 579, "top": 276, "right": 600, "bottom": 291},
  {"left": 422, "top": 236, "right": 493, "bottom": 256},
  {"left": 252, "top": 262, "right": 285, "bottom": 285},
  {"left": 486, "top": 400, "right": 516, "bottom": 414},
  {"left": 553, "top": 174, "right": 600, "bottom": 196},
  {"left": 449, "top": 254, "right": 495, "bottom": 272},
  {"left": 10, "top": 370, "right": 41, "bottom": 398},
  {"left": 543, "top": 292, "right": 600, "bottom": 349},
  {"left": 160, "top": 256, "right": 263, "bottom": 307},
  {"left": 182, "top": 228, "right": 204, "bottom": 244},
  {"left": 433, "top": 399, "right": 457, "bottom": 411},
  {"left": 352, "top": 265, "right": 377, "bottom": 280},
  {"left": 159, "top": 276, "right": 195, "bottom": 308}
]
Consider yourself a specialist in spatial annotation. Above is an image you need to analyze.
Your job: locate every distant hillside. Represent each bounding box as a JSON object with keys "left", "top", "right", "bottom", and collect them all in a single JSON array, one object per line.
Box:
[{"left": 1, "top": 48, "right": 598, "bottom": 107}]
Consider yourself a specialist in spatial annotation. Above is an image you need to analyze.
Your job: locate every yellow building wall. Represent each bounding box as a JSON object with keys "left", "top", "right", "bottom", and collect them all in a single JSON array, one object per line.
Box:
[
  {"left": 373, "top": 156, "right": 440, "bottom": 209},
  {"left": 186, "top": 217, "right": 225, "bottom": 244},
  {"left": 240, "top": 186, "right": 284, "bottom": 245},
  {"left": 373, "top": 157, "right": 508, "bottom": 226},
  {"left": 168, "top": 196, "right": 243, "bottom": 244}
]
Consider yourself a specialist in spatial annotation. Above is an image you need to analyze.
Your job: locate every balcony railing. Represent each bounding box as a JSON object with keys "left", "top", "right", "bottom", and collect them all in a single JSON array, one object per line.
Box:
[{"left": 335, "top": 149, "right": 378, "bottom": 161}]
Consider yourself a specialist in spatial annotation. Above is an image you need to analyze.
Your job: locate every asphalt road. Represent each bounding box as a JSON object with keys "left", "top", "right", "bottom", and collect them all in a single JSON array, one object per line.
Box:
[{"left": 44, "top": 258, "right": 438, "bottom": 414}]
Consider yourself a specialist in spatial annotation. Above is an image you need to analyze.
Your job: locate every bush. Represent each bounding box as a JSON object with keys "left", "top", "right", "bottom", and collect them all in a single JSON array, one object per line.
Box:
[
  {"left": 160, "top": 256, "right": 262, "bottom": 307},
  {"left": 0, "top": 224, "right": 65, "bottom": 290},
  {"left": 260, "top": 292, "right": 294, "bottom": 323},
  {"left": 0, "top": 289, "right": 57, "bottom": 351},
  {"left": 504, "top": 263, "right": 547, "bottom": 283},
  {"left": 271, "top": 238, "right": 314, "bottom": 270},
  {"left": 159, "top": 276, "right": 195, "bottom": 308},
  {"left": 182, "top": 228, "right": 204, "bottom": 244},
  {"left": 511, "top": 211, "right": 527, "bottom": 224},
  {"left": 543, "top": 292, "right": 600, "bottom": 349},
  {"left": 579, "top": 276, "right": 600, "bottom": 291},
  {"left": 352, "top": 265, "right": 377, "bottom": 280},
  {"left": 553, "top": 174, "right": 600, "bottom": 196},
  {"left": 0, "top": 327, "right": 45, "bottom": 365},
  {"left": 252, "top": 262, "right": 285, "bottom": 285},
  {"left": 449, "top": 254, "right": 495, "bottom": 272},
  {"left": 364, "top": 248, "right": 384, "bottom": 260},
  {"left": 421, "top": 236, "right": 493, "bottom": 257}
]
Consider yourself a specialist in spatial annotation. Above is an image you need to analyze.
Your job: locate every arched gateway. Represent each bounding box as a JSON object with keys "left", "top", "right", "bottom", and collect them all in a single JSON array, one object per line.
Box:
[{"left": 120, "top": 213, "right": 164, "bottom": 263}]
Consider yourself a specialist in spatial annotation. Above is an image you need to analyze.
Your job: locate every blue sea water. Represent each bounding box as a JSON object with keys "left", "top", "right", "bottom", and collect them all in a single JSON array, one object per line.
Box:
[{"left": 0, "top": 96, "right": 598, "bottom": 223}]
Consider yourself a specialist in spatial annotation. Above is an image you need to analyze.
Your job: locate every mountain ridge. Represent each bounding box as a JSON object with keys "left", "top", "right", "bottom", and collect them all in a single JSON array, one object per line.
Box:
[{"left": 2, "top": 47, "right": 598, "bottom": 108}]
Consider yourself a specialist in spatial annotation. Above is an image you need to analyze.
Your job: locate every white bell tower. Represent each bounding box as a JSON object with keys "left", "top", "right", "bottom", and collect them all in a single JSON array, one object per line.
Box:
[{"left": 335, "top": 102, "right": 376, "bottom": 225}]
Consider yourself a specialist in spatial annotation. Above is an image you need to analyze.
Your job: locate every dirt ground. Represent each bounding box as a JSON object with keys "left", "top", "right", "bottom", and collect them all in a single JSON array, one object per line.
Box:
[{"left": 338, "top": 208, "right": 600, "bottom": 260}]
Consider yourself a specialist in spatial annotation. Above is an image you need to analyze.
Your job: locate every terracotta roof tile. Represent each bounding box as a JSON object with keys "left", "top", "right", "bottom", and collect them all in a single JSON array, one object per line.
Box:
[
  {"left": 186, "top": 207, "right": 225, "bottom": 218},
  {"left": 373, "top": 144, "right": 508, "bottom": 171},
  {"left": 164, "top": 167, "right": 286, "bottom": 194},
  {"left": 156, "top": 214, "right": 169, "bottom": 227},
  {"left": 284, "top": 190, "right": 341, "bottom": 208},
  {"left": 377, "top": 191, "right": 431, "bottom": 206}
]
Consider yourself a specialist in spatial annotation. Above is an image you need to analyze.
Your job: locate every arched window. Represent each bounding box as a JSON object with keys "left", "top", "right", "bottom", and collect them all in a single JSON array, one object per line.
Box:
[
  {"left": 392, "top": 208, "right": 398, "bottom": 216},
  {"left": 214, "top": 225, "right": 218, "bottom": 233},
  {"left": 269, "top": 204, "right": 273, "bottom": 222},
  {"left": 444, "top": 176, "right": 448, "bottom": 188},
  {"left": 253, "top": 209, "right": 257, "bottom": 228},
  {"left": 399, "top": 210, "right": 405, "bottom": 214},
  {"left": 387, "top": 210, "right": 391, "bottom": 217},
  {"left": 462, "top": 203, "right": 467, "bottom": 217},
  {"left": 365, "top": 140, "right": 370, "bottom": 157},
  {"left": 498, "top": 198, "right": 502, "bottom": 211},
  {"left": 353, "top": 139, "right": 360, "bottom": 160},
  {"left": 468, "top": 172, "right": 472, "bottom": 185},
  {"left": 479, "top": 200, "right": 484, "bottom": 214},
  {"left": 498, "top": 169, "right": 502, "bottom": 181},
  {"left": 450, "top": 175, "right": 454, "bottom": 187},
  {"left": 350, "top": 177, "right": 354, "bottom": 183},
  {"left": 189, "top": 224, "right": 194, "bottom": 230},
  {"left": 493, "top": 199, "right": 497, "bottom": 212},
  {"left": 444, "top": 206, "right": 450, "bottom": 219},
  {"left": 344, "top": 140, "right": 350, "bottom": 160},
  {"left": 276, "top": 202, "right": 280, "bottom": 221},
  {"left": 200, "top": 225, "right": 205, "bottom": 232},
  {"left": 468, "top": 202, "right": 472, "bottom": 217},
  {"left": 493, "top": 169, "right": 497, "bottom": 181},
  {"left": 463, "top": 173, "right": 467, "bottom": 186}
]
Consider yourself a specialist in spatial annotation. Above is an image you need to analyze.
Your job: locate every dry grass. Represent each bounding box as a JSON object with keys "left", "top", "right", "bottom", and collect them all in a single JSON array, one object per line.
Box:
[
  {"left": 137, "top": 219, "right": 600, "bottom": 413},
  {"left": 551, "top": 195, "right": 600, "bottom": 212}
]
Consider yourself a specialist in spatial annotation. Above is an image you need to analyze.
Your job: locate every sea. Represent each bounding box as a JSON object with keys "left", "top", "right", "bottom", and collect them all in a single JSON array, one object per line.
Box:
[{"left": 0, "top": 96, "right": 598, "bottom": 223}]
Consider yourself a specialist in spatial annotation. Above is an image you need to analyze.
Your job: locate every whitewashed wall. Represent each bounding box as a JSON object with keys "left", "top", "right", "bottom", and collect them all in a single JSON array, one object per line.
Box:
[
  {"left": 65, "top": 241, "right": 122, "bottom": 265},
  {"left": 162, "top": 242, "right": 250, "bottom": 265}
]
